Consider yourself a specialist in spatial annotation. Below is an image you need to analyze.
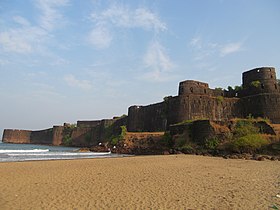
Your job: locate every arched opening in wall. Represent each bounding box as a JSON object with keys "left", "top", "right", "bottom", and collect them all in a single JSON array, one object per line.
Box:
[
  {"left": 271, "top": 75, "right": 273, "bottom": 78},
  {"left": 204, "top": 89, "right": 206, "bottom": 94},
  {"left": 190, "top": 87, "right": 193, "bottom": 93},
  {"left": 275, "top": 84, "right": 277, "bottom": 89},
  {"left": 261, "top": 84, "right": 265, "bottom": 89}
]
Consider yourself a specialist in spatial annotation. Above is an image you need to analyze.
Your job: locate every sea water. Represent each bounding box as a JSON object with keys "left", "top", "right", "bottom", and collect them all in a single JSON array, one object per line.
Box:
[{"left": 0, "top": 142, "right": 122, "bottom": 162}]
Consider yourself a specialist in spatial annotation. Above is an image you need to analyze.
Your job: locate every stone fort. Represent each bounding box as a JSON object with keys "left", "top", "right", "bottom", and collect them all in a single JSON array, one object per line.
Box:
[{"left": 3, "top": 67, "right": 280, "bottom": 146}]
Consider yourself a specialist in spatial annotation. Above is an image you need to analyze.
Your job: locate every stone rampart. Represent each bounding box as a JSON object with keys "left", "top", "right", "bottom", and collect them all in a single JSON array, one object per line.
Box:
[
  {"left": 128, "top": 102, "right": 166, "bottom": 132},
  {"left": 2, "top": 129, "right": 32, "bottom": 144},
  {"left": 52, "top": 126, "right": 64, "bottom": 146},
  {"left": 71, "top": 127, "right": 92, "bottom": 147},
  {"left": 30, "top": 128, "right": 53, "bottom": 144},
  {"left": 240, "top": 93, "right": 280, "bottom": 123},
  {"left": 77, "top": 120, "right": 101, "bottom": 128},
  {"left": 168, "top": 95, "right": 241, "bottom": 125}
]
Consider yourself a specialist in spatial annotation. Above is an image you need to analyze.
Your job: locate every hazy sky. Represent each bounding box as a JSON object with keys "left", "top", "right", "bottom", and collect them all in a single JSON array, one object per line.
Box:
[{"left": 1, "top": 0, "right": 280, "bottom": 135}]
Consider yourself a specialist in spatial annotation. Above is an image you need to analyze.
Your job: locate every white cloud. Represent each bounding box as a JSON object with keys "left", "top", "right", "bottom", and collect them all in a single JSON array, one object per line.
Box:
[
  {"left": 88, "top": 25, "right": 112, "bottom": 49},
  {"left": 13, "top": 16, "right": 31, "bottom": 26},
  {"left": 93, "top": 5, "right": 166, "bottom": 32},
  {"left": 64, "top": 74, "right": 92, "bottom": 90},
  {"left": 143, "top": 41, "right": 174, "bottom": 82},
  {"left": 189, "top": 36, "right": 244, "bottom": 60},
  {"left": 190, "top": 37, "right": 202, "bottom": 49},
  {"left": 0, "top": 27, "right": 47, "bottom": 53},
  {"left": 36, "top": 0, "right": 69, "bottom": 31},
  {"left": 0, "top": 0, "right": 68, "bottom": 54},
  {"left": 220, "top": 42, "right": 243, "bottom": 57},
  {"left": 89, "top": 4, "right": 167, "bottom": 48}
]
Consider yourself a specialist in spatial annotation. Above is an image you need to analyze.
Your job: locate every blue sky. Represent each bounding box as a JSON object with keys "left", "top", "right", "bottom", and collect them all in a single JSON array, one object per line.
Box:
[{"left": 0, "top": 0, "right": 280, "bottom": 135}]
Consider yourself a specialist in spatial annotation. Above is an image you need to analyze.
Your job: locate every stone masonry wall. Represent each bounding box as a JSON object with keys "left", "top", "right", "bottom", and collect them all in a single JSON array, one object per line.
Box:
[
  {"left": 30, "top": 128, "right": 53, "bottom": 144},
  {"left": 127, "top": 103, "right": 167, "bottom": 132},
  {"left": 2, "top": 129, "right": 32, "bottom": 144},
  {"left": 240, "top": 93, "right": 280, "bottom": 123},
  {"left": 168, "top": 95, "right": 241, "bottom": 126},
  {"left": 52, "top": 126, "right": 64, "bottom": 146}
]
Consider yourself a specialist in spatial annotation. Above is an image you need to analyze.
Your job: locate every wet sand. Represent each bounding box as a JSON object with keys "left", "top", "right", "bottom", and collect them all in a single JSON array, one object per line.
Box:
[{"left": 0, "top": 155, "right": 279, "bottom": 210}]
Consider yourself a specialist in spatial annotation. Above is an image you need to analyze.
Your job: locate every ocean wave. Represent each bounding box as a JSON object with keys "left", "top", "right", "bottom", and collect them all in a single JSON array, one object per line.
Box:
[
  {"left": 0, "top": 149, "right": 49, "bottom": 153},
  {"left": 8, "top": 151, "right": 112, "bottom": 156}
]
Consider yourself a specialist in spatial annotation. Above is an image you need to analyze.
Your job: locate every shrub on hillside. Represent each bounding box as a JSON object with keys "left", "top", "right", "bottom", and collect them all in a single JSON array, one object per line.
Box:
[
  {"left": 230, "top": 134, "right": 268, "bottom": 153},
  {"left": 205, "top": 137, "right": 219, "bottom": 150},
  {"left": 234, "top": 120, "right": 259, "bottom": 138}
]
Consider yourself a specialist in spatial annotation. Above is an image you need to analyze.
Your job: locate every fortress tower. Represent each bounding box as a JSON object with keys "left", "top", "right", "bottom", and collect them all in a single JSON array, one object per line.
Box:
[
  {"left": 178, "top": 80, "right": 209, "bottom": 95},
  {"left": 241, "top": 67, "right": 280, "bottom": 123},
  {"left": 242, "top": 67, "right": 279, "bottom": 96}
]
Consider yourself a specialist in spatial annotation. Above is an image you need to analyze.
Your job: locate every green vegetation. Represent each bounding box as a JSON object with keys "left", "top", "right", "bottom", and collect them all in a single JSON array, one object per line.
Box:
[
  {"left": 230, "top": 134, "right": 268, "bottom": 153},
  {"left": 227, "top": 86, "right": 233, "bottom": 91},
  {"left": 180, "top": 144, "right": 195, "bottom": 154},
  {"left": 110, "top": 125, "right": 127, "bottom": 146},
  {"left": 234, "top": 120, "right": 259, "bottom": 138},
  {"left": 172, "top": 119, "right": 194, "bottom": 126},
  {"left": 228, "top": 119, "right": 269, "bottom": 153},
  {"left": 234, "top": 85, "right": 243, "bottom": 92},
  {"left": 216, "top": 96, "right": 224, "bottom": 103},
  {"left": 250, "top": 80, "right": 261, "bottom": 88},
  {"left": 62, "top": 124, "right": 77, "bottom": 146},
  {"left": 205, "top": 137, "right": 219, "bottom": 150},
  {"left": 215, "top": 87, "right": 223, "bottom": 91}
]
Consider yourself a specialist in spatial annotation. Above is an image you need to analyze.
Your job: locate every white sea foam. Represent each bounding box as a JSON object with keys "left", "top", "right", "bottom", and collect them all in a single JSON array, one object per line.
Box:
[
  {"left": 8, "top": 152, "right": 111, "bottom": 156},
  {"left": 0, "top": 149, "right": 49, "bottom": 153}
]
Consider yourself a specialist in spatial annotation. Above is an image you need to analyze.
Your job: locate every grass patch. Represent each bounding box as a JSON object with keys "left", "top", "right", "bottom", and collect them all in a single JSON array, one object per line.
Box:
[
  {"left": 230, "top": 134, "right": 268, "bottom": 153},
  {"left": 234, "top": 120, "right": 259, "bottom": 138}
]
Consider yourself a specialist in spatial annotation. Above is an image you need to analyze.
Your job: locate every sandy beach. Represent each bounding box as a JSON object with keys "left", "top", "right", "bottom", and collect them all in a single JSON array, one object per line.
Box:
[{"left": 0, "top": 155, "right": 279, "bottom": 210}]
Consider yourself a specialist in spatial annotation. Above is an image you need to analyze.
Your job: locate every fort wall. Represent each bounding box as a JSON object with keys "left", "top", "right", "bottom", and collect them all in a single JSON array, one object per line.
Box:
[
  {"left": 77, "top": 120, "right": 101, "bottom": 128},
  {"left": 2, "top": 66, "right": 280, "bottom": 146},
  {"left": 2, "top": 129, "right": 31, "bottom": 144},
  {"left": 71, "top": 127, "right": 92, "bottom": 147},
  {"left": 240, "top": 93, "right": 280, "bottom": 123},
  {"left": 127, "top": 102, "right": 166, "bottom": 132},
  {"left": 52, "top": 126, "right": 64, "bottom": 146},
  {"left": 30, "top": 128, "right": 53, "bottom": 145},
  {"left": 168, "top": 95, "right": 241, "bottom": 125}
]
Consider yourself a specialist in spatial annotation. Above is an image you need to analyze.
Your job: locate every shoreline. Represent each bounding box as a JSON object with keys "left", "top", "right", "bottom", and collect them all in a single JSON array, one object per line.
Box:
[{"left": 1, "top": 155, "right": 279, "bottom": 209}]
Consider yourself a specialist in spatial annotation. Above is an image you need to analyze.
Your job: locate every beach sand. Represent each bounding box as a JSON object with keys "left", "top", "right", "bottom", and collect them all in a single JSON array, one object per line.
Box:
[{"left": 0, "top": 155, "right": 279, "bottom": 210}]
